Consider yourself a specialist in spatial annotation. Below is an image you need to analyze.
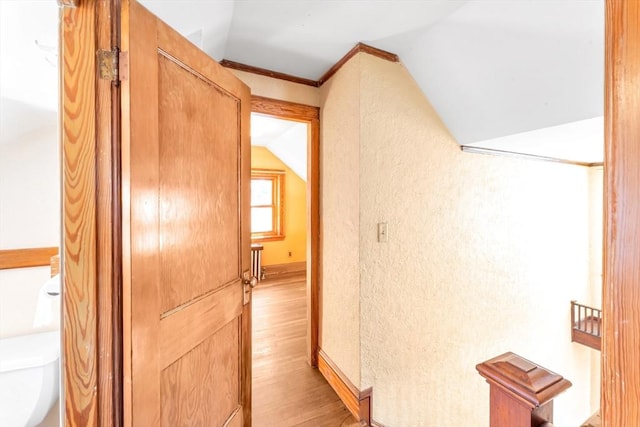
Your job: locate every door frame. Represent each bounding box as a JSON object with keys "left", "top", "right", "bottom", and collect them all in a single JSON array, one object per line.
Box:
[
  {"left": 602, "top": 1, "right": 640, "bottom": 424},
  {"left": 61, "top": 0, "right": 122, "bottom": 425},
  {"left": 250, "top": 96, "right": 321, "bottom": 366},
  {"left": 60, "top": 3, "right": 321, "bottom": 423}
]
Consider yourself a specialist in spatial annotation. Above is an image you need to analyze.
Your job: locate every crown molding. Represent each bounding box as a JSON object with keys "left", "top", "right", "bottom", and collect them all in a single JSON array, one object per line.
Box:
[
  {"left": 219, "top": 59, "right": 318, "bottom": 87},
  {"left": 221, "top": 42, "right": 399, "bottom": 88},
  {"left": 317, "top": 43, "right": 399, "bottom": 86}
]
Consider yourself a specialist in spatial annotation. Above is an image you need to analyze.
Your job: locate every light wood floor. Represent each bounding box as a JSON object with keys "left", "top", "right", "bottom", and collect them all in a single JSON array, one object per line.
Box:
[{"left": 252, "top": 276, "right": 358, "bottom": 427}]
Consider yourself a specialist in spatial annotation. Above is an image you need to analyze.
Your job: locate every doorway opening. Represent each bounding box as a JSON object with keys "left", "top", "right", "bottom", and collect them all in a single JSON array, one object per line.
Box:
[
  {"left": 250, "top": 96, "right": 320, "bottom": 366},
  {"left": 249, "top": 97, "right": 354, "bottom": 425}
]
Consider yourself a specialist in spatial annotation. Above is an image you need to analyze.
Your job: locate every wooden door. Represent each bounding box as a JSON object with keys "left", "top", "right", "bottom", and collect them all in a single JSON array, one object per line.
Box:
[{"left": 120, "top": 1, "right": 251, "bottom": 426}]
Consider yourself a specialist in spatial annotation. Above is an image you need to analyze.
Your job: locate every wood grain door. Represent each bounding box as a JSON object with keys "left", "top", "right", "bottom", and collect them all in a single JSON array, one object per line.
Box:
[{"left": 120, "top": 1, "right": 251, "bottom": 426}]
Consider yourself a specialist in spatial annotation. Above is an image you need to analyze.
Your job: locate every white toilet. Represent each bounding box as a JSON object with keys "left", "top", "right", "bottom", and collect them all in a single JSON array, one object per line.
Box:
[{"left": 0, "top": 330, "right": 60, "bottom": 427}]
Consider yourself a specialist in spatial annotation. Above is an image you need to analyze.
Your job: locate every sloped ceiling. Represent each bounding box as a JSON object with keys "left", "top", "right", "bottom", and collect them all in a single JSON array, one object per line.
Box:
[
  {"left": 144, "top": 0, "right": 604, "bottom": 164},
  {"left": 0, "top": 1, "right": 58, "bottom": 145},
  {"left": 377, "top": 0, "right": 604, "bottom": 163},
  {"left": 251, "top": 114, "right": 307, "bottom": 181},
  {"left": 141, "top": 0, "right": 467, "bottom": 79},
  {"left": 1, "top": 0, "right": 603, "bottom": 163}
]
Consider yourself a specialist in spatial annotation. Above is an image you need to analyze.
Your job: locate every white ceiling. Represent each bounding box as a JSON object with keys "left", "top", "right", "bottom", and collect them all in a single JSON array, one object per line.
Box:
[
  {"left": 141, "top": 0, "right": 467, "bottom": 80},
  {"left": 142, "top": 0, "right": 603, "bottom": 163},
  {"left": 464, "top": 117, "right": 603, "bottom": 164},
  {"left": 381, "top": 0, "right": 604, "bottom": 163},
  {"left": 1, "top": 0, "right": 604, "bottom": 163},
  {"left": 0, "top": 1, "right": 59, "bottom": 145},
  {"left": 251, "top": 113, "right": 307, "bottom": 181}
]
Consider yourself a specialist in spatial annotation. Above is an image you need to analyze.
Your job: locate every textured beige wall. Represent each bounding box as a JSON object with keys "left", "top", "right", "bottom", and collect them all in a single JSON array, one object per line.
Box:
[
  {"left": 228, "top": 69, "right": 320, "bottom": 107},
  {"left": 320, "top": 52, "right": 596, "bottom": 425},
  {"left": 0, "top": 125, "right": 60, "bottom": 338},
  {"left": 319, "top": 55, "right": 362, "bottom": 387}
]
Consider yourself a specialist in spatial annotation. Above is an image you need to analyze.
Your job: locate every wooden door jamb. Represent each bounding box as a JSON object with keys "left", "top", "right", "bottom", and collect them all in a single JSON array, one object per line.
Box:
[{"left": 250, "top": 95, "right": 321, "bottom": 366}]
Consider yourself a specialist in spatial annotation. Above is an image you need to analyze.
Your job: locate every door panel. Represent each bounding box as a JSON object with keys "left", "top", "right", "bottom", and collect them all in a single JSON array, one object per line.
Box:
[
  {"left": 121, "top": 1, "right": 251, "bottom": 426},
  {"left": 159, "top": 283, "right": 242, "bottom": 369},
  {"left": 160, "top": 319, "right": 240, "bottom": 426},
  {"left": 158, "top": 52, "right": 240, "bottom": 312}
]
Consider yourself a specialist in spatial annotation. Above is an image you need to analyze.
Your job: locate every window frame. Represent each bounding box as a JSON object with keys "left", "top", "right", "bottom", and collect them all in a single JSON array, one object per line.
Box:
[{"left": 250, "top": 168, "right": 285, "bottom": 242}]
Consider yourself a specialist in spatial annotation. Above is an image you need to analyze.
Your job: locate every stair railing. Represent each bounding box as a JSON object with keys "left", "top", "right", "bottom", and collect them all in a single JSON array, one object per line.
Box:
[{"left": 571, "top": 301, "right": 602, "bottom": 351}]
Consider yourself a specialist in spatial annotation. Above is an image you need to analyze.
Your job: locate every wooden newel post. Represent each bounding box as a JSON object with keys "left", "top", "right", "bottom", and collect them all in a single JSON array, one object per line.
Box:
[{"left": 476, "top": 352, "right": 572, "bottom": 427}]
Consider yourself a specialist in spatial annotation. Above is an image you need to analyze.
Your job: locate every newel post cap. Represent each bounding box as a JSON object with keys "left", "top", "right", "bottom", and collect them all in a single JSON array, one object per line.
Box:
[{"left": 476, "top": 352, "right": 572, "bottom": 408}]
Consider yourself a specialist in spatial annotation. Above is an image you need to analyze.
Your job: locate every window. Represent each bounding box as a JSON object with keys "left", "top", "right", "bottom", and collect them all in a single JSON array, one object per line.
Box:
[{"left": 251, "top": 169, "right": 285, "bottom": 241}]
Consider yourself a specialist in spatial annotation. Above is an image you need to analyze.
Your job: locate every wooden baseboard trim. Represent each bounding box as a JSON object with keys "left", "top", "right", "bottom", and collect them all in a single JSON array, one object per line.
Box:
[
  {"left": 262, "top": 261, "right": 306, "bottom": 279},
  {"left": 0, "top": 247, "right": 59, "bottom": 270},
  {"left": 318, "top": 349, "right": 372, "bottom": 425}
]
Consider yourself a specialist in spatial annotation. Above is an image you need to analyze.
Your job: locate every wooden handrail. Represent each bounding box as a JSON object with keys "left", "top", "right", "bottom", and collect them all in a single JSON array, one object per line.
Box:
[{"left": 0, "top": 247, "right": 59, "bottom": 270}]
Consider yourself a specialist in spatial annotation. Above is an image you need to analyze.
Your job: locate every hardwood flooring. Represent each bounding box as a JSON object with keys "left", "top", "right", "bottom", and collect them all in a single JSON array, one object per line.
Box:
[{"left": 252, "top": 277, "right": 358, "bottom": 427}]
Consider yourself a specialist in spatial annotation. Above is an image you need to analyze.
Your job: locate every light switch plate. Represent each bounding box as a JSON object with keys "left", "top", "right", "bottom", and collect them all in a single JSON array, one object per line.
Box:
[{"left": 378, "top": 222, "right": 388, "bottom": 243}]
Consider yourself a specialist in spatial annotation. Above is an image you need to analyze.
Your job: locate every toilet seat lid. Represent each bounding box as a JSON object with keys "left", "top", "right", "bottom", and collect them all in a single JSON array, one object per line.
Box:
[{"left": 0, "top": 331, "right": 59, "bottom": 372}]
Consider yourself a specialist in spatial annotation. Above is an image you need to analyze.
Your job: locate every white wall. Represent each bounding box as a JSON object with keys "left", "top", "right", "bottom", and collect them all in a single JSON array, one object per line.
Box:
[
  {"left": 0, "top": 124, "right": 60, "bottom": 338},
  {"left": 588, "top": 165, "right": 604, "bottom": 412},
  {"left": 589, "top": 166, "right": 604, "bottom": 307},
  {"left": 320, "top": 52, "right": 597, "bottom": 426}
]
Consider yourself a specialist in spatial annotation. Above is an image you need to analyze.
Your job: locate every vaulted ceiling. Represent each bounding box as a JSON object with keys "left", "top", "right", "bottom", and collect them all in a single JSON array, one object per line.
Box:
[
  {"left": 0, "top": 1, "right": 58, "bottom": 145},
  {"left": 1, "top": 1, "right": 603, "bottom": 163},
  {"left": 251, "top": 114, "right": 307, "bottom": 181}
]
